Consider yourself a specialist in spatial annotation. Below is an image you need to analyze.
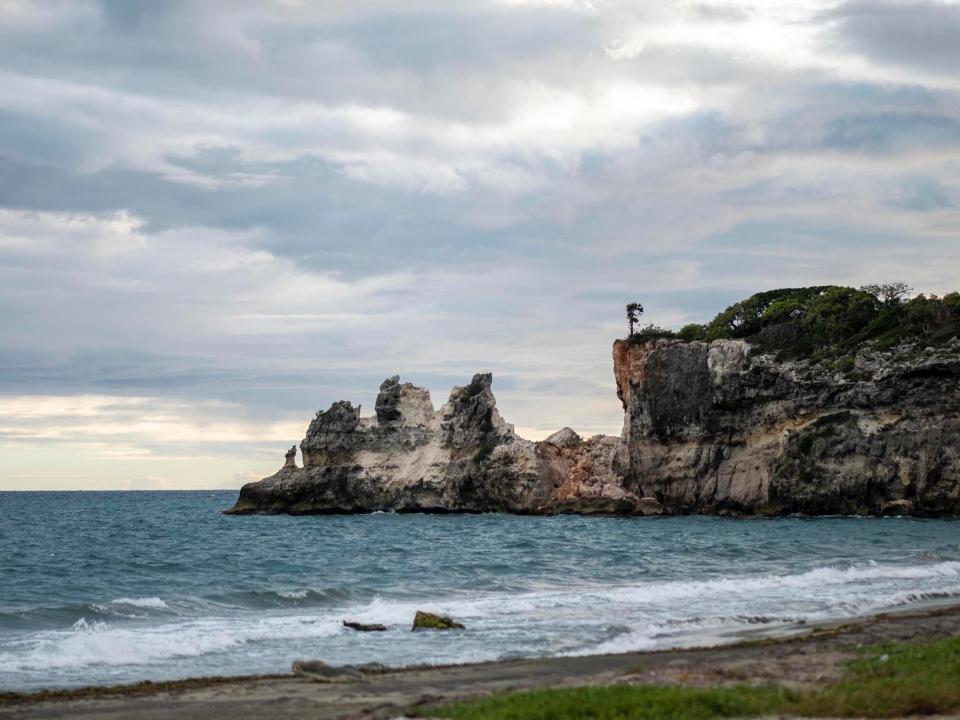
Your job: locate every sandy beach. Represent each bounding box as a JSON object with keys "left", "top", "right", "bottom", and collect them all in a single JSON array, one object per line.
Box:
[{"left": 2, "top": 602, "right": 959, "bottom": 720}]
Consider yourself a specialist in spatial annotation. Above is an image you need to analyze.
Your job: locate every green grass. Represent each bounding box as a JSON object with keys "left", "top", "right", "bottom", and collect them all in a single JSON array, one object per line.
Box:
[
  {"left": 799, "top": 635, "right": 960, "bottom": 717},
  {"left": 418, "top": 684, "right": 795, "bottom": 720},
  {"left": 416, "top": 635, "right": 960, "bottom": 720}
]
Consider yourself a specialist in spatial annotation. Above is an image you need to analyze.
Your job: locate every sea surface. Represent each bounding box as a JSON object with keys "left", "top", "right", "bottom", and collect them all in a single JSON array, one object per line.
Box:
[{"left": 1, "top": 491, "right": 959, "bottom": 691}]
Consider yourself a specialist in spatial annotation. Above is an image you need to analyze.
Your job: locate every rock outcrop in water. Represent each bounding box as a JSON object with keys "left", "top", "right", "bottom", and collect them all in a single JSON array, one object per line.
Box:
[
  {"left": 227, "top": 339, "right": 960, "bottom": 517},
  {"left": 227, "top": 373, "right": 641, "bottom": 515}
]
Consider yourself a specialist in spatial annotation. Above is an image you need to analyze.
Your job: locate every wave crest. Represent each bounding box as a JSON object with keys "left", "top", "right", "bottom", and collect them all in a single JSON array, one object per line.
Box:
[{"left": 109, "top": 597, "right": 168, "bottom": 609}]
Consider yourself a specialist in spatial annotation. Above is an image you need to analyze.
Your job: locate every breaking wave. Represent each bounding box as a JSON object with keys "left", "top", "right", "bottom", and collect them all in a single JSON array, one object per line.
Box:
[
  {"left": 0, "top": 614, "right": 343, "bottom": 673},
  {"left": 108, "top": 597, "right": 168, "bottom": 609}
]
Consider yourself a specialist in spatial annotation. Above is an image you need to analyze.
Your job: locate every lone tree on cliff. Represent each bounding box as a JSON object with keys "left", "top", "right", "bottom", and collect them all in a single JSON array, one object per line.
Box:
[
  {"left": 626, "top": 302, "right": 644, "bottom": 336},
  {"left": 861, "top": 282, "right": 913, "bottom": 306}
]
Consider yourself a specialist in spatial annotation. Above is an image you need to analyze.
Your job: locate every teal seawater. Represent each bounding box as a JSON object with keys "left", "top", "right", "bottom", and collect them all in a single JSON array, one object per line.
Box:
[{"left": 1, "top": 491, "right": 959, "bottom": 691}]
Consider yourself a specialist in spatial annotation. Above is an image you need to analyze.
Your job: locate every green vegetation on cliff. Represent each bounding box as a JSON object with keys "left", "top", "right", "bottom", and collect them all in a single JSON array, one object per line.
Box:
[
  {"left": 420, "top": 634, "right": 960, "bottom": 719},
  {"left": 630, "top": 285, "right": 960, "bottom": 359}
]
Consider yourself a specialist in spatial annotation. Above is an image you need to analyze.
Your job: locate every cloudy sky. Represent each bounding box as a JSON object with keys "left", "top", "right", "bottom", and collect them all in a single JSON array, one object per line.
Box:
[{"left": 2, "top": 0, "right": 959, "bottom": 490}]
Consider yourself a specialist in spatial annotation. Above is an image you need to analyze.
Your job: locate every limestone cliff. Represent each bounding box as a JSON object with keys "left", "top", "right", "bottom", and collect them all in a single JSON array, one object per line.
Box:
[
  {"left": 226, "top": 373, "right": 639, "bottom": 515},
  {"left": 614, "top": 337, "right": 960, "bottom": 516},
  {"left": 228, "top": 339, "right": 960, "bottom": 517}
]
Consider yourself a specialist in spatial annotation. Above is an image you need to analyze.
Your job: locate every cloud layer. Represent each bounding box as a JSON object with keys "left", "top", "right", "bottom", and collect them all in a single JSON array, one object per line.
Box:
[{"left": 1, "top": 0, "right": 959, "bottom": 488}]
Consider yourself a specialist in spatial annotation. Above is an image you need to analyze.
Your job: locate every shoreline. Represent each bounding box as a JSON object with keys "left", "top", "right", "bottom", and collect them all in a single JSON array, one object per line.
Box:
[{"left": 4, "top": 600, "right": 960, "bottom": 719}]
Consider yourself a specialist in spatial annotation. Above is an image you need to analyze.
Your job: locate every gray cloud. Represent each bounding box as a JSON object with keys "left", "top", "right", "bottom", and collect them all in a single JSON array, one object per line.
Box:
[
  {"left": 827, "top": 0, "right": 960, "bottom": 76},
  {"left": 823, "top": 113, "right": 960, "bottom": 152}
]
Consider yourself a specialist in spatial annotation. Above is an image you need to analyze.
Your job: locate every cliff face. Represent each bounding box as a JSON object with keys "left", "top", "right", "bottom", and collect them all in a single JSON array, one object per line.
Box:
[
  {"left": 228, "top": 338, "right": 960, "bottom": 517},
  {"left": 226, "top": 373, "right": 640, "bottom": 515},
  {"left": 614, "top": 338, "right": 960, "bottom": 516}
]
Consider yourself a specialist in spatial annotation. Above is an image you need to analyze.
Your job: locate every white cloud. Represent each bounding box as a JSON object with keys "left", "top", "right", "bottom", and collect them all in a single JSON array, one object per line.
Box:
[
  {"left": 126, "top": 475, "right": 176, "bottom": 491},
  {"left": 495, "top": 0, "right": 596, "bottom": 8},
  {"left": 0, "top": 209, "right": 145, "bottom": 257},
  {"left": 0, "top": 394, "right": 304, "bottom": 449},
  {"left": 232, "top": 470, "right": 262, "bottom": 486}
]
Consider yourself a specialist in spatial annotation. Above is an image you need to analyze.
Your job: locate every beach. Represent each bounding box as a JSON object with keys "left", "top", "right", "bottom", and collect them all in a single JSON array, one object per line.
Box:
[{"left": 3, "top": 601, "right": 960, "bottom": 719}]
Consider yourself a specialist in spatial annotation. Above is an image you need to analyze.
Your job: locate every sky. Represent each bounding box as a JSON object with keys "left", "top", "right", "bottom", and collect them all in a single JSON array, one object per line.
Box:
[{"left": 1, "top": 0, "right": 959, "bottom": 490}]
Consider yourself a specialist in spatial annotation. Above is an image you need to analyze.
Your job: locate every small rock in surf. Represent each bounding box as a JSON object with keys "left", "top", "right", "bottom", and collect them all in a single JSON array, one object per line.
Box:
[
  {"left": 412, "top": 610, "right": 465, "bottom": 631},
  {"left": 343, "top": 620, "right": 388, "bottom": 632}
]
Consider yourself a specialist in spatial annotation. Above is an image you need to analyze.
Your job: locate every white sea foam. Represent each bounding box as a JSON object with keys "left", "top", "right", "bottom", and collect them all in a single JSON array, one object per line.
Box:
[
  {"left": 1, "top": 614, "right": 343, "bottom": 672},
  {"left": 3, "top": 559, "right": 959, "bottom": 686},
  {"left": 336, "top": 559, "right": 960, "bottom": 657},
  {"left": 351, "top": 560, "right": 960, "bottom": 619},
  {"left": 109, "top": 597, "right": 169, "bottom": 609},
  {"left": 595, "top": 560, "right": 960, "bottom": 606},
  {"left": 577, "top": 628, "right": 661, "bottom": 656}
]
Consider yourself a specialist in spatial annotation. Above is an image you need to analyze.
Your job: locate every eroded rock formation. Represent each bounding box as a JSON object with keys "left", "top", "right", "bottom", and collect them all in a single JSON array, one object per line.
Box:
[
  {"left": 227, "top": 337, "right": 960, "bottom": 517},
  {"left": 226, "top": 373, "right": 639, "bottom": 515}
]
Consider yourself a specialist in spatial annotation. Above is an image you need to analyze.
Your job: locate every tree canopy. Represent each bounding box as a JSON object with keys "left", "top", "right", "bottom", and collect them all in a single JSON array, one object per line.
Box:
[
  {"left": 625, "top": 302, "right": 644, "bottom": 336},
  {"left": 627, "top": 285, "right": 960, "bottom": 359}
]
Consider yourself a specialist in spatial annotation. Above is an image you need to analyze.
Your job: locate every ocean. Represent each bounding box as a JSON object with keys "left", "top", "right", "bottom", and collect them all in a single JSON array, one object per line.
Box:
[{"left": 1, "top": 491, "right": 958, "bottom": 691}]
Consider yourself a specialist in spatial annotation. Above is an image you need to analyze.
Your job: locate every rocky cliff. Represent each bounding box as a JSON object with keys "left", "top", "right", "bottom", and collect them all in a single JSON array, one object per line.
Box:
[
  {"left": 614, "top": 337, "right": 960, "bottom": 516},
  {"left": 227, "top": 339, "right": 960, "bottom": 517}
]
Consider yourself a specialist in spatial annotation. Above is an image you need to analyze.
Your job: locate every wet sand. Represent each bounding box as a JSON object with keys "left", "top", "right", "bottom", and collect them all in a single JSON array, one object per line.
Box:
[{"left": 3, "top": 603, "right": 960, "bottom": 720}]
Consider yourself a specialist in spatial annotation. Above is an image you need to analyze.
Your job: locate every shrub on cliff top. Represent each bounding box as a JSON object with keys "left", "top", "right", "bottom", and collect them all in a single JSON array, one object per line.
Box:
[
  {"left": 629, "top": 323, "right": 677, "bottom": 341},
  {"left": 677, "top": 323, "right": 707, "bottom": 341},
  {"left": 671, "top": 285, "right": 959, "bottom": 359}
]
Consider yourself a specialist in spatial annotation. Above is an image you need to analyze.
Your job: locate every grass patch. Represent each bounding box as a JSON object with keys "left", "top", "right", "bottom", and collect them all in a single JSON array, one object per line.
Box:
[
  {"left": 416, "top": 635, "right": 960, "bottom": 719},
  {"left": 418, "top": 684, "right": 796, "bottom": 720},
  {"left": 798, "top": 635, "right": 960, "bottom": 717}
]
